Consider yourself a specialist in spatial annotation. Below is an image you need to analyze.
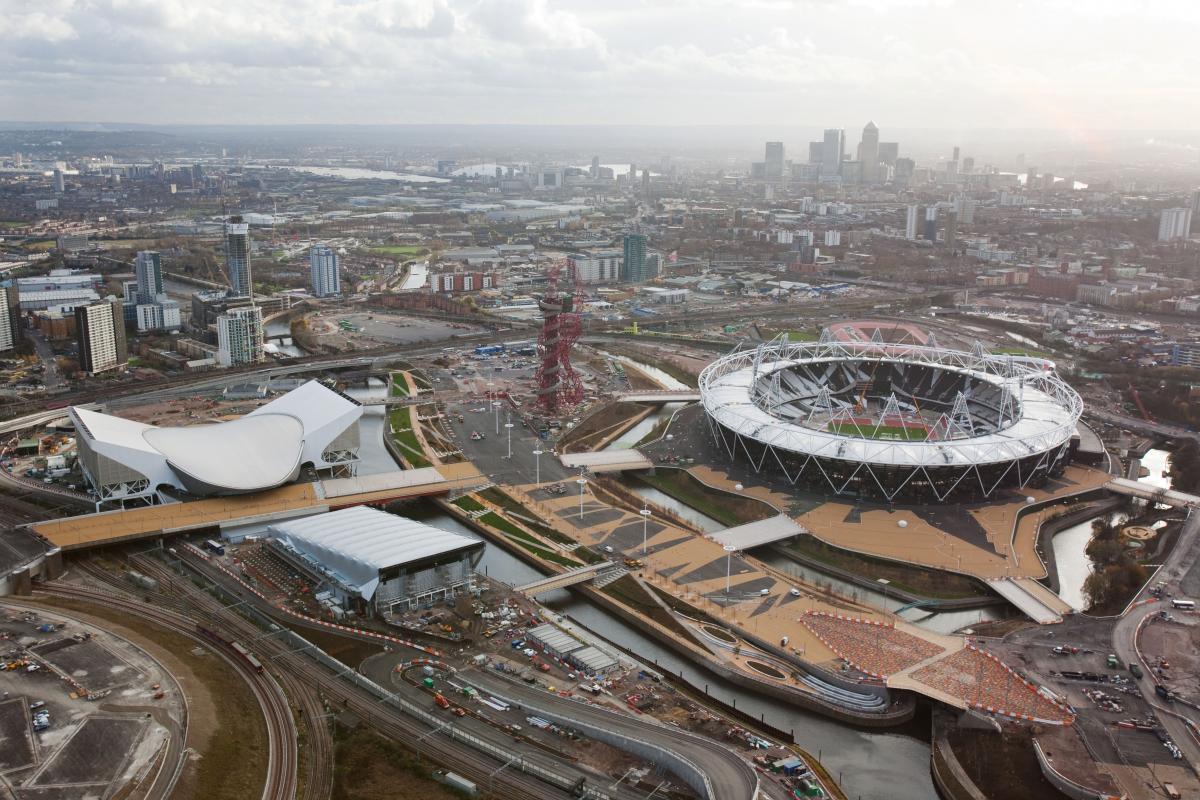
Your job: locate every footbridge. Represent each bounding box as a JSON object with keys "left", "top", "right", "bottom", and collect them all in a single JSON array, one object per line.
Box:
[
  {"left": 559, "top": 450, "right": 654, "bottom": 472},
  {"left": 709, "top": 514, "right": 808, "bottom": 550},
  {"left": 989, "top": 577, "right": 1073, "bottom": 625},
  {"left": 1106, "top": 477, "right": 1200, "bottom": 508},
  {"left": 515, "top": 560, "right": 617, "bottom": 595},
  {"left": 614, "top": 390, "right": 701, "bottom": 403}
]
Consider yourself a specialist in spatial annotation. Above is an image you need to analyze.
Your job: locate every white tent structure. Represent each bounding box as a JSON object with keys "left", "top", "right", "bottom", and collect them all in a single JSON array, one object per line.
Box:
[
  {"left": 71, "top": 380, "right": 362, "bottom": 505},
  {"left": 268, "top": 506, "right": 483, "bottom": 612}
]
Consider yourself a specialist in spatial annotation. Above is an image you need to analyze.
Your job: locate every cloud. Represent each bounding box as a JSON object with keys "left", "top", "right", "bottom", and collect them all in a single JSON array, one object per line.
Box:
[{"left": 0, "top": 0, "right": 1197, "bottom": 128}]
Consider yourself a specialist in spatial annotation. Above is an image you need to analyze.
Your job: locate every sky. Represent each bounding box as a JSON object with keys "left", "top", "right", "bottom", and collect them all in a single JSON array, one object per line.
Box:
[{"left": 3, "top": 0, "right": 1199, "bottom": 131}]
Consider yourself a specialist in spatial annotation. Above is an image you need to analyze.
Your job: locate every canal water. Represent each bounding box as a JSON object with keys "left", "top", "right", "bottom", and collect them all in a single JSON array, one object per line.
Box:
[
  {"left": 1050, "top": 447, "right": 1173, "bottom": 611},
  {"left": 264, "top": 318, "right": 305, "bottom": 358},
  {"left": 348, "top": 373, "right": 937, "bottom": 799}
]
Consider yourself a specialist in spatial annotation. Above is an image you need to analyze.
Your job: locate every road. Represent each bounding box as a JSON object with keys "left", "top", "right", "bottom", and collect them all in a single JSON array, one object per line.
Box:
[
  {"left": 1111, "top": 506, "right": 1200, "bottom": 771},
  {"left": 457, "top": 668, "right": 761, "bottom": 800}
]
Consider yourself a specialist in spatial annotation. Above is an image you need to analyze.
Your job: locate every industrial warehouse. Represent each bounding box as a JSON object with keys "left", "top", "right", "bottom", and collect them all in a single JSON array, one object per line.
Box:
[
  {"left": 266, "top": 506, "right": 484, "bottom": 614},
  {"left": 70, "top": 380, "right": 363, "bottom": 505}
]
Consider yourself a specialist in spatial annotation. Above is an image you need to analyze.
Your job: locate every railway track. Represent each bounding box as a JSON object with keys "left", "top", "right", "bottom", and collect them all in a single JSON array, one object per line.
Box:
[{"left": 35, "top": 583, "right": 299, "bottom": 800}]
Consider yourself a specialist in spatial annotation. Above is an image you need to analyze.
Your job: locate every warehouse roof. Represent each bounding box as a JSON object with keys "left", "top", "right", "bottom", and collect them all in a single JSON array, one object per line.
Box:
[{"left": 269, "top": 506, "right": 482, "bottom": 601}]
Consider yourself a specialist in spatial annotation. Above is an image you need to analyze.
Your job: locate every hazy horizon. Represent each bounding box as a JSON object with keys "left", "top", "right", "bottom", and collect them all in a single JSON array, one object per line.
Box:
[{"left": 5, "top": 0, "right": 1199, "bottom": 134}]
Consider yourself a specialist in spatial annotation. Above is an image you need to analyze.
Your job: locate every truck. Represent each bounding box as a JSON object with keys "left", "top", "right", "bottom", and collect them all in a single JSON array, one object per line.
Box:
[
  {"left": 1106, "top": 654, "right": 1120, "bottom": 669},
  {"left": 432, "top": 770, "right": 477, "bottom": 796},
  {"left": 433, "top": 693, "right": 450, "bottom": 709},
  {"left": 1129, "top": 662, "right": 1144, "bottom": 679}
]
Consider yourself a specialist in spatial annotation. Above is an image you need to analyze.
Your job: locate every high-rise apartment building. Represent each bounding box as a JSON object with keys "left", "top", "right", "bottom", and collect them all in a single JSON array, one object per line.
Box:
[
  {"left": 808, "top": 141, "right": 824, "bottom": 164},
  {"left": 1190, "top": 188, "right": 1200, "bottom": 216},
  {"left": 622, "top": 233, "right": 650, "bottom": 282},
  {"left": 904, "top": 205, "right": 919, "bottom": 240},
  {"left": 878, "top": 142, "right": 899, "bottom": 167},
  {"left": 1159, "top": 208, "right": 1193, "bottom": 242},
  {"left": 821, "top": 129, "right": 844, "bottom": 177},
  {"left": 0, "top": 286, "right": 17, "bottom": 353},
  {"left": 75, "top": 298, "right": 127, "bottom": 374},
  {"left": 764, "top": 141, "right": 785, "bottom": 180},
  {"left": 857, "top": 122, "right": 879, "bottom": 183},
  {"left": 224, "top": 216, "right": 252, "bottom": 297},
  {"left": 135, "top": 250, "right": 163, "bottom": 304},
  {"left": 52, "top": 169, "right": 65, "bottom": 193},
  {"left": 217, "top": 306, "right": 264, "bottom": 367},
  {"left": 924, "top": 206, "right": 939, "bottom": 242},
  {"left": 136, "top": 300, "right": 181, "bottom": 332},
  {"left": 309, "top": 244, "right": 340, "bottom": 298}
]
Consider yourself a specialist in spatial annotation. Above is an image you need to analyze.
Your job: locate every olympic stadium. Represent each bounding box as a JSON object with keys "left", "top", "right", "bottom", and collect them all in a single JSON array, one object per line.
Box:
[{"left": 699, "top": 336, "right": 1083, "bottom": 503}]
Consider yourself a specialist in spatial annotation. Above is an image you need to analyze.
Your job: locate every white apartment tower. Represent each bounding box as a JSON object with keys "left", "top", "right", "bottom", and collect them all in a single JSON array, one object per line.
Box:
[
  {"left": 309, "top": 244, "right": 340, "bottom": 297},
  {"left": 1159, "top": 208, "right": 1193, "bottom": 242},
  {"left": 217, "top": 305, "right": 265, "bottom": 367}
]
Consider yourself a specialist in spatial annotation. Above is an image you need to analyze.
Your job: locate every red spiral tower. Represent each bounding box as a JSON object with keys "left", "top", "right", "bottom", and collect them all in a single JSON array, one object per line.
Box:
[{"left": 534, "top": 261, "right": 583, "bottom": 413}]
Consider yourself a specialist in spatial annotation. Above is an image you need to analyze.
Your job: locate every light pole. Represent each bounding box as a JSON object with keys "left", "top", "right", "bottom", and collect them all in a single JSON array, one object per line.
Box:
[
  {"left": 877, "top": 577, "right": 891, "bottom": 609},
  {"left": 577, "top": 471, "right": 587, "bottom": 520},
  {"left": 640, "top": 506, "right": 652, "bottom": 555},
  {"left": 504, "top": 418, "right": 514, "bottom": 459},
  {"left": 493, "top": 400, "right": 501, "bottom": 434},
  {"left": 724, "top": 544, "right": 737, "bottom": 596},
  {"left": 533, "top": 447, "right": 543, "bottom": 484}
]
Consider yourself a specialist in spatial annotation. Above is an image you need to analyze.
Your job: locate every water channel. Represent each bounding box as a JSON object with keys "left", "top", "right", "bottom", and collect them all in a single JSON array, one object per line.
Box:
[
  {"left": 348, "top": 371, "right": 938, "bottom": 800},
  {"left": 1049, "top": 447, "right": 1173, "bottom": 611}
]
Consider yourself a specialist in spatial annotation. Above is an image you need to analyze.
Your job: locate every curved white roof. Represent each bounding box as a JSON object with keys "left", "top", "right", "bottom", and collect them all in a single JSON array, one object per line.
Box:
[
  {"left": 143, "top": 413, "right": 304, "bottom": 494},
  {"left": 71, "top": 379, "right": 362, "bottom": 498},
  {"left": 700, "top": 341, "right": 1082, "bottom": 469},
  {"left": 270, "top": 506, "right": 482, "bottom": 600}
]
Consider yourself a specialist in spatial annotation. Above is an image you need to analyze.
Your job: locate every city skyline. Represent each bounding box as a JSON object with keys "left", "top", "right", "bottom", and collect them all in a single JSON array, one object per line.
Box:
[{"left": 3, "top": 1, "right": 1199, "bottom": 132}]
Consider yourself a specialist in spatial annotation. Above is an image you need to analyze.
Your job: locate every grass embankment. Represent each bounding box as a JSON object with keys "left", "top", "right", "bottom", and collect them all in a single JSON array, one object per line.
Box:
[
  {"left": 557, "top": 401, "right": 645, "bottom": 453},
  {"left": 453, "top": 493, "right": 583, "bottom": 568},
  {"left": 367, "top": 245, "right": 428, "bottom": 258},
  {"left": 389, "top": 406, "right": 430, "bottom": 467},
  {"left": 390, "top": 371, "right": 410, "bottom": 397},
  {"left": 332, "top": 726, "right": 462, "bottom": 800},
  {"left": 39, "top": 598, "right": 268, "bottom": 800},
  {"left": 630, "top": 469, "right": 774, "bottom": 528},
  {"left": 784, "top": 537, "right": 987, "bottom": 600},
  {"left": 600, "top": 574, "right": 705, "bottom": 648}
]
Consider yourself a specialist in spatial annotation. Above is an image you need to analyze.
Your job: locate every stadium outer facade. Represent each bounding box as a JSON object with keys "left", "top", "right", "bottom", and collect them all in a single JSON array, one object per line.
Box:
[{"left": 699, "top": 337, "right": 1084, "bottom": 503}]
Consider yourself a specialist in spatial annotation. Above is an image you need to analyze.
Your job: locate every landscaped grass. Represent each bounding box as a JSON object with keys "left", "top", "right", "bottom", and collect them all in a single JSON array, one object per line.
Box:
[
  {"left": 388, "top": 407, "right": 430, "bottom": 467},
  {"left": 452, "top": 495, "right": 485, "bottom": 512},
  {"left": 778, "top": 329, "right": 819, "bottom": 342},
  {"left": 390, "top": 371, "right": 410, "bottom": 397},
  {"left": 368, "top": 245, "right": 428, "bottom": 257},
  {"left": 826, "top": 421, "right": 930, "bottom": 441},
  {"left": 507, "top": 537, "right": 582, "bottom": 568},
  {"left": 631, "top": 469, "right": 773, "bottom": 528}
]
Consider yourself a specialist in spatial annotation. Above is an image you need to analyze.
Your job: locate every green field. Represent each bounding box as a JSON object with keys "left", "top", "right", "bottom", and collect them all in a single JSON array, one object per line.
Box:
[
  {"left": 778, "top": 329, "right": 819, "bottom": 342},
  {"left": 826, "top": 421, "right": 929, "bottom": 441},
  {"left": 368, "top": 245, "right": 427, "bottom": 257}
]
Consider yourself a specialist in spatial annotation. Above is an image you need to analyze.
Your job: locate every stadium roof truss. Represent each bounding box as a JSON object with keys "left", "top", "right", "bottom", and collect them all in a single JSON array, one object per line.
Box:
[{"left": 699, "top": 337, "right": 1083, "bottom": 502}]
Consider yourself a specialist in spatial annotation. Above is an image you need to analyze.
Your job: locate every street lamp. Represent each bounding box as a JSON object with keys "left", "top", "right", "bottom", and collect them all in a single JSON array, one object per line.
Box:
[
  {"left": 504, "top": 419, "right": 514, "bottom": 459},
  {"left": 577, "top": 473, "right": 587, "bottom": 520},
  {"left": 532, "top": 447, "right": 543, "bottom": 484},
  {"left": 640, "top": 506, "right": 652, "bottom": 555},
  {"left": 724, "top": 544, "right": 737, "bottom": 596},
  {"left": 492, "top": 400, "right": 502, "bottom": 434}
]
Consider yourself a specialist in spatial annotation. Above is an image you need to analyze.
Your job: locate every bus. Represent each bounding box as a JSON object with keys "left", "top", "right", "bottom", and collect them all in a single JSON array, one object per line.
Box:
[
  {"left": 1171, "top": 599, "right": 1195, "bottom": 611},
  {"left": 203, "top": 539, "right": 226, "bottom": 556}
]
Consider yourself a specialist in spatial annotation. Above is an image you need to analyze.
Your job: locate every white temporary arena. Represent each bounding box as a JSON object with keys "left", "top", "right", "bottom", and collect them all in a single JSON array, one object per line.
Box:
[
  {"left": 71, "top": 380, "right": 363, "bottom": 505},
  {"left": 700, "top": 337, "right": 1084, "bottom": 502},
  {"left": 267, "top": 506, "right": 484, "bottom": 613}
]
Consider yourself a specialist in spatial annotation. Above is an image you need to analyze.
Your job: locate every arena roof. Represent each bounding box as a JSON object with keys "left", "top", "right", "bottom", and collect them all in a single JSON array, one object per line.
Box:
[
  {"left": 71, "top": 380, "right": 362, "bottom": 499},
  {"left": 269, "top": 506, "right": 482, "bottom": 600}
]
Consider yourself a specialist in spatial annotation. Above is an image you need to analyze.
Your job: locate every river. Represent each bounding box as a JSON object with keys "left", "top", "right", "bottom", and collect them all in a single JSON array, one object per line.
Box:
[
  {"left": 348, "top": 372, "right": 937, "bottom": 800},
  {"left": 1050, "top": 447, "right": 1173, "bottom": 610},
  {"left": 264, "top": 318, "right": 305, "bottom": 358},
  {"left": 247, "top": 163, "right": 449, "bottom": 183}
]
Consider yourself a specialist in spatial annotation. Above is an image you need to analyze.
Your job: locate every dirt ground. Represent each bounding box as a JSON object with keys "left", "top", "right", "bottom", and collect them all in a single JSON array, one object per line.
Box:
[
  {"left": 32, "top": 597, "right": 269, "bottom": 800},
  {"left": 1141, "top": 615, "right": 1200, "bottom": 704},
  {"left": 331, "top": 726, "right": 462, "bottom": 800}
]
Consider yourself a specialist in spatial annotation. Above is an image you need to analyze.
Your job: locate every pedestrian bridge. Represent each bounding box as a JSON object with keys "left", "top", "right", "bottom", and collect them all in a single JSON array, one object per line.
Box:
[
  {"left": 1106, "top": 477, "right": 1200, "bottom": 508},
  {"left": 708, "top": 514, "right": 807, "bottom": 549},
  {"left": 989, "top": 577, "right": 1072, "bottom": 624},
  {"left": 515, "top": 560, "right": 616, "bottom": 595},
  {"left": 614, "top": 390, "right": 701, "bottom": 403},
  {"left": 559, "top": 450, "right": 654, "bottom": 472}
]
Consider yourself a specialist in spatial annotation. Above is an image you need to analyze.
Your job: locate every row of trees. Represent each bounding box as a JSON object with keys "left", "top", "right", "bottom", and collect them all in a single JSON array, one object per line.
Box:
[{"left": 1083, "top": 516, "right": 1148, "bottom": 611}]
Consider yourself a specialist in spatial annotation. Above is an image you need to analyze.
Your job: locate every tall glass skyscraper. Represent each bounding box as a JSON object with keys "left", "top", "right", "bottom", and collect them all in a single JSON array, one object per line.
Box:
[
  {"left": 134, "top": 250, "right": 163, "bottom": 303},
  {"left": 309, "top": 244, "right": 340, "bottom": 297},
  {"left": 224, "top": 216, "right": 252, "bottom": 297},
  {"left": 623, "top": 233, "right": 649, "bottom": 282}
]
